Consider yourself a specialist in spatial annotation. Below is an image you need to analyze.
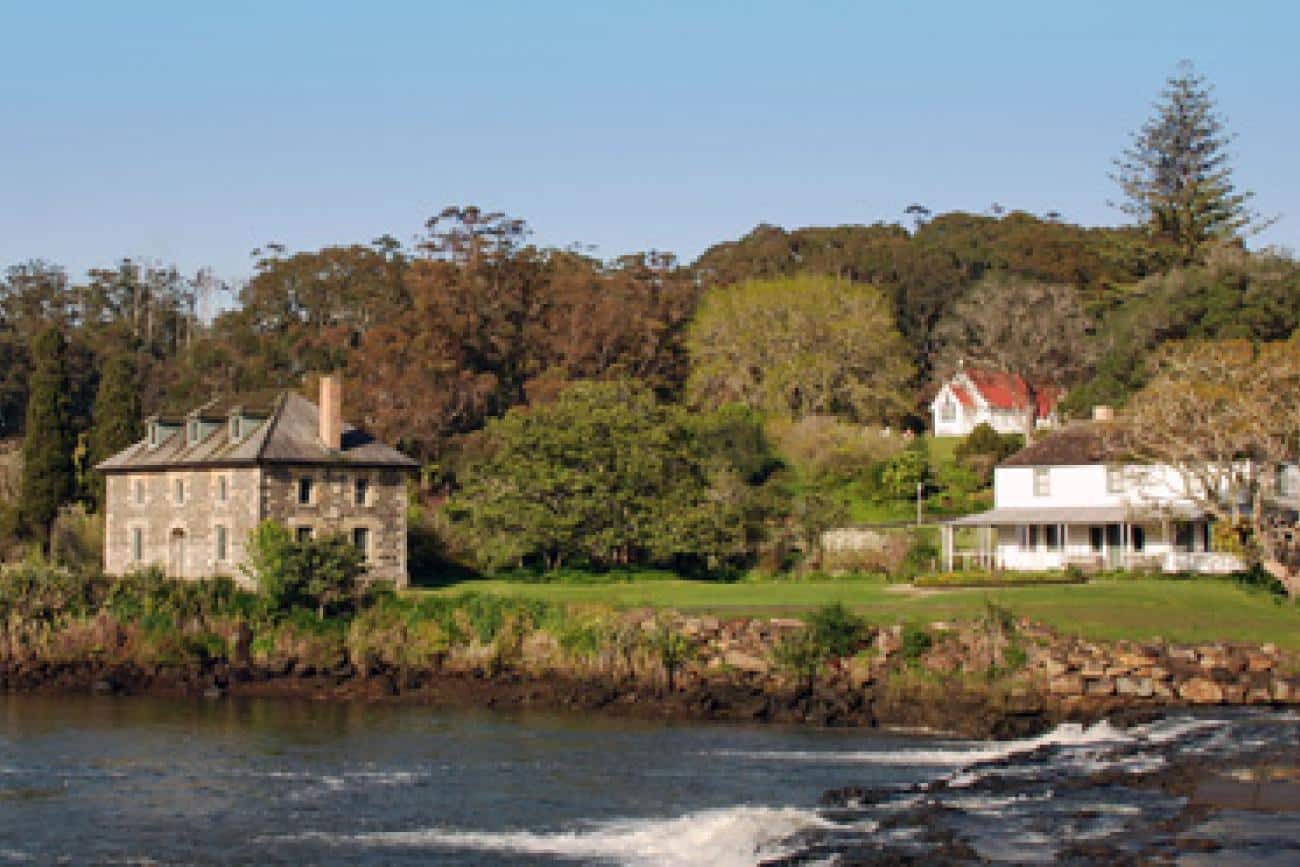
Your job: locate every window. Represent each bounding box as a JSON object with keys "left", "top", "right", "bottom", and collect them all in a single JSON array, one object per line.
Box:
[
  {"left": 354, "top": 477, "right": 369, "bottom": 507},
  {"left": 1174, "top": 522, "right": 1195, "bottom": 552},
  {"left": 297, "top": 477, "right": 313, "bottom": 505},
  {"left": 134, "top": 479, "right": 145, "bottom": 505},
  {"left": 229, "top": 415, "right": 242, "bottom": 443},
  {"left": 187, "top": 418, "right": 200, "bottom": 446},
  {"left": 1132, "top": 525, "right": 1145, "bottom": 552},
  {"left": 352, "top": 526, "right": 370, "bottom": 558},
  {"left": 1018, "top": 524, "right": 1040, "bottom": 549},
  {"left": 1044, "top": 524, "right": 1061, "bottom": 550},
  {"left": 131, "top": 527, "right": 143, "bottom": 562},
  {"left": 1033, "top": 467, "right": 1050, "bottom": 497},
  {"left": 174, "top": 478, "right": 185, "bottom": 505},
  {"left": 940, "top": 398, "right": 956, "bottom": 422},
  {"left": 217, "top": 475, "right": 228, "bottom": 503},
  {"left": 296, "top": 526, "right": 314, "bottom": 543},
  {"left": 215, "top": 525, "right": 228, "bottom": 561},
  {"left": 1278, "top": 466, "right": 1290, "bottom": 498},
  {"left": 1089, "top": 526, "right": 1104, "bottom": 552},
  {"left": 1106, "top": 466, "right": 1124, "bottom": 494}
]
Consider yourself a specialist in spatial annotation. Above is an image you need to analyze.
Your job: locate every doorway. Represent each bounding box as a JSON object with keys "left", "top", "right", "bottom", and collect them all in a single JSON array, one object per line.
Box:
[{"left": 168, "top": 528, "right": 186, "bottom": 578}]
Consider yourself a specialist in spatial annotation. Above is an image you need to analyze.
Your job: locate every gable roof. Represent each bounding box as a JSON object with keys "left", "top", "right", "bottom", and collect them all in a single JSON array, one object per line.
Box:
[
  {"left": 960, "top": 367, "right": 1060, "bottom": 419},
  {"left": 97, "top": 390, "right": 417, "bottom": 472},
  {"left": 999, "top": 422, "right": 1130, "bottom": 467}
]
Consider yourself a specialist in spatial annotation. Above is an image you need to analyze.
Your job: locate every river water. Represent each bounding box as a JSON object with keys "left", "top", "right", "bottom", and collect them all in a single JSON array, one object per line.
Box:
[{"left": 0, "top": 695, "right": 1297, "bottom": 864}]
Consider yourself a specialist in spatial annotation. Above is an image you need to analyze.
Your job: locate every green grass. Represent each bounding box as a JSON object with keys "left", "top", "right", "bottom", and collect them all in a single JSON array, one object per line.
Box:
[{"left": 411, "top": 574, "right": 1300, "bottom": 650}]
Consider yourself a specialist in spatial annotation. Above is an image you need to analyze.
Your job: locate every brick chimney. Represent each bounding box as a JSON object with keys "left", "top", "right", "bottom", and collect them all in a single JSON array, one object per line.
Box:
[{"left": 319, "top": 374, "right": 342, "bottom": 451}]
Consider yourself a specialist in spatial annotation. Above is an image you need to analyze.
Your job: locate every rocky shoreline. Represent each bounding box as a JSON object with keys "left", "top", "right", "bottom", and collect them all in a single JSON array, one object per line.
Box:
[{"left": 3, "top": 610, "right": 1297, "bottom": 739}]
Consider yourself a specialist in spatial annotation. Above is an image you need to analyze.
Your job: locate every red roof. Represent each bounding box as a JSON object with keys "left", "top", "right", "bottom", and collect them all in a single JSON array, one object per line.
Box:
[
  {"left": 959, "top": 368, "right": 1059, "bottom": 419},
  {"left": 949, "top": 384, "right": 975, "bottom": 409}
]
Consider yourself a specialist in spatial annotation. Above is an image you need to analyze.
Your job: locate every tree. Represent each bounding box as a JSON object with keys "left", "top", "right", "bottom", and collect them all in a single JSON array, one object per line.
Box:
[
  {"left": 20, "top": 326, "right": 76, "bottom": 550},
  {"left": 1120, "top": 340, "right": 1300, "bottom": 593},
  {"left": 86, "top": 353, "right": 142, "bottom": 510},
  {"left": 1112, "top": 61, "right": 1264, "bottom": 262},
  {"left": 937, "top": 274, "right": 1093, "bottom": 441},
  {"left": 686, "top": 275, "right": 915, "bottom": 424},
  {"left": 449, "top": 380, "right": 777, "bottom": 573},
  {"left": 243, "top": 520, "right": 366, "bottom": 618}
]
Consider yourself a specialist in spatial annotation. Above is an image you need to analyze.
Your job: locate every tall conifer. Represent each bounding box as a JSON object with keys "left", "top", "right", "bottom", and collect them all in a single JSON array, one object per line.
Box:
[
  {"left": 86, "top": 353, "right": 142, "bottom": 511},
  {"left": 1112, "top": 61, "right": 1264, "bottom": 262},
  {"left": 20, "top": 326, "right": 75, "bottom": 549}
]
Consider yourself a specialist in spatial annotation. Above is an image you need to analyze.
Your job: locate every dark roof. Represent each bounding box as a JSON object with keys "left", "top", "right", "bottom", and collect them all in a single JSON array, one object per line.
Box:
[
  {"left": 1000, "top": 422, "right": 1129, "bottom": 467},
  {"left": 98, "top": 390, "right": 417, "bottom": 472}
]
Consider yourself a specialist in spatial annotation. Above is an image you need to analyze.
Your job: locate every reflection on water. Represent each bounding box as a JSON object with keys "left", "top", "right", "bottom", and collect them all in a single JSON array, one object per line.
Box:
[{"left": 0, "top": 695, "right": 1296, "bottom": 865}]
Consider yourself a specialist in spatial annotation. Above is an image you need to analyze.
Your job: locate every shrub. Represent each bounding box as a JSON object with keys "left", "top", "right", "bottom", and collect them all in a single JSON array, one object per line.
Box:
[
  {"left": 806, "top": 602, "right": 867, "bottom": 659},
  {"left": 243, "top": 520, "right": 366, "bottom": 619},
  {"left": 900, "top": 624, "right": 933, "bottom": 661}
]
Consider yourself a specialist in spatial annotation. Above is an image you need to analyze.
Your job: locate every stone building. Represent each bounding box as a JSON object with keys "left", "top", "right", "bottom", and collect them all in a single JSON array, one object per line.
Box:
[{"left": 97, "top": 376, "right": 417, "bottom": 587}]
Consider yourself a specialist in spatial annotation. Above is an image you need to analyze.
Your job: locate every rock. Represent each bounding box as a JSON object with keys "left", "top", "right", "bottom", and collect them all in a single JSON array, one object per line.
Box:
[
  {"left": 1043, "top": 658, "right": 1068, "bottom": 678},
  {"left": 1153, "top": 680, "right": 1175, "bottom": 700},
  {"left": 1221, "top": 683, "right": 1246, "bottom": 704},
  {"left": 1168, "top": 647, "right": 1197, "bottom": 663},
  {"left": 1115, "top": 676, "right": 1154, "bottom": 698},
  {"left": 1049, "top": 674, "right": 1084, "bottom": 696},
  {"left": 722, "top": 650, "right": 769, "bottom": 675},
  {"left": 1246, "top": 653, "right": 1274, "bottom": 673},
  {"left": 1247, "top": 687, "right": 1273, "bottom": 704},
  {"left": 1272, "top": 679, "right": 1294, "bottom": 703},
  {"left": 1085, "top": 677, "right": 1116, "bottom": 697},
  {"left": 1079, "top": 661, "right": 1106, "bottom": 679},
  {"left": 1103, "top": 665, "right": 1131, "bottom": 678},
  {"left": 91, "top": 678, "right": 117, "bottom": 696},
  {"left": 1178, "top": 677, "right": 1224, "bottom": 704}
]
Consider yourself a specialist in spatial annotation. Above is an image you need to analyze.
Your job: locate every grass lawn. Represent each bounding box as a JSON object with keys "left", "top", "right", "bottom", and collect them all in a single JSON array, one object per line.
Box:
[{"left": 414, "top": 575, "right": 1300, "bottom": 651}]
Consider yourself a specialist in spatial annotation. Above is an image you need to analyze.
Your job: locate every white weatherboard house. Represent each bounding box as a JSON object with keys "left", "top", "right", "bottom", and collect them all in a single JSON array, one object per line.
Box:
[
  {"left": 930, "top": 366, "right": 1060, "bottom": 438},
  {"left": 941, "top": 420, "right": 1247, "bottom": 574}
]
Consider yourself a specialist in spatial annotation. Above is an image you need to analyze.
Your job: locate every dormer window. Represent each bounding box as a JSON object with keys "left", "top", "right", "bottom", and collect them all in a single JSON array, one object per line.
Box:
[
  {"left": 148, "top": 421, "right": 160, "bottom": 449},
  {"left": 229, "top": 413, "right": 243, "bottom": 443},
  {"left": 187, "top": 418, "right": 200, "bottom": 446}
]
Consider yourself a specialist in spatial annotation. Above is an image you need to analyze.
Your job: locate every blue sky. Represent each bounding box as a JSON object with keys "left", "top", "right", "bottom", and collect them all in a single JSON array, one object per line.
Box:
[{"left": 2, "top": 1, "right": 1296, "bottom": 282}]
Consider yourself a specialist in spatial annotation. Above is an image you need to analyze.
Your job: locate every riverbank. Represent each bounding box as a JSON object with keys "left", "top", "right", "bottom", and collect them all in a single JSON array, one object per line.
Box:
[{"left": 4, "top": 604, "right": 1297, "bottom": 739}]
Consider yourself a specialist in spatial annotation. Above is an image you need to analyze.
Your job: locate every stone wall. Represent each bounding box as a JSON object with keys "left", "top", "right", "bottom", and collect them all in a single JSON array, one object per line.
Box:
[
  {"left": 262, "top": 466, "right": 408, "bottom": 586},
  {"left": 103, "top": 468, "right": 263, "bottom": 585}
]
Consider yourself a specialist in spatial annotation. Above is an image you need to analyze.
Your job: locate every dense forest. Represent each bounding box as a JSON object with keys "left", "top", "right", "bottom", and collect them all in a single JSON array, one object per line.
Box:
[{"left": 3, "top": 62, "right": 1296, "bottom": 576}]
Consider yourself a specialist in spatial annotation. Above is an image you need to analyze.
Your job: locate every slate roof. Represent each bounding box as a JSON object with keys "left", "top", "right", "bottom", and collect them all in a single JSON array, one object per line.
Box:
[
  {"left": 999, "top": 422, "right": 1132, "bottom": 468},
  {"left": 98, "top": 391, "right": 417, "bottom": 471}
]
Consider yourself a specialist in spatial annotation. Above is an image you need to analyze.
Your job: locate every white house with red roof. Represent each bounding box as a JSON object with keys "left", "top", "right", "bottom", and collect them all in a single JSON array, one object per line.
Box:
[{"left": 930, "top": 364, "right": 1061, "bottom": 437}]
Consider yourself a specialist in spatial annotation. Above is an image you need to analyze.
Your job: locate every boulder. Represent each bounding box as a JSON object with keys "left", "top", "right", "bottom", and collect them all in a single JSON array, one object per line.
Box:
[
  {"left": 1178, "top": 677, "right": 1224, "bottom": 704},
  {"left": 1246, "top": 653, "right": 1274, "bottom": 673},
  {"left": 1049, "top": 674, "right": 1085, "bottom": 696},
  {"left": 1085, "top": 677, "right": 1116, "bottom": 697},
  {"left": 1115, "top": 676, "right": 1154, "bottom": 699},
  {"left": 722, "top": 650, "right": 770, "bottom": 675}
]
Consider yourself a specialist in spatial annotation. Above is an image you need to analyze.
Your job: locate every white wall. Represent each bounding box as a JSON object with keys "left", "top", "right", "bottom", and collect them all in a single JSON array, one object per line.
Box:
[{"left": 994, "top": 464, "right": 1196, "bottom": 512}]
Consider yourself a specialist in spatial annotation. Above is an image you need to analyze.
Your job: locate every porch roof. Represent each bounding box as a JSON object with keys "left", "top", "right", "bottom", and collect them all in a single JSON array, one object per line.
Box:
[{"left": 946, "top": 504, "right": 1203, "bottom": 527}]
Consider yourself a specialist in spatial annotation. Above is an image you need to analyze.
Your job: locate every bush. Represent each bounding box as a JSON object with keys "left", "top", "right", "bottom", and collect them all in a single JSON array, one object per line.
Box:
[
  {"left": 806, "top": 602, "right": 867, "bottom": 658},
  {"left": 880, "top": 442, "right": 928, "bottom": 500},
  {"left": 900, "top": 624, "right": 933, "bottom": 661},
  {"left": 243, "top": 520, "right": 366, "bottom": 619}
]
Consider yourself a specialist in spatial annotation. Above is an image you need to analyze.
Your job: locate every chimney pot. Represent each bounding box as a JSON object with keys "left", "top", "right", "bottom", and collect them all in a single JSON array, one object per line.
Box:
[{"left": 320, "top": 374, "right": 342, "bottom": 450}]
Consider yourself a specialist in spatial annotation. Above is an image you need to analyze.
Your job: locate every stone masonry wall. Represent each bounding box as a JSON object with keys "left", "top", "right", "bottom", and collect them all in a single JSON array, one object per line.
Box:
[
  {"left": 262, "top": 466, "right": 407, "bottom": 586},
  {"left": 103, "top": 468, "right": 263, "bottom": 585}
]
